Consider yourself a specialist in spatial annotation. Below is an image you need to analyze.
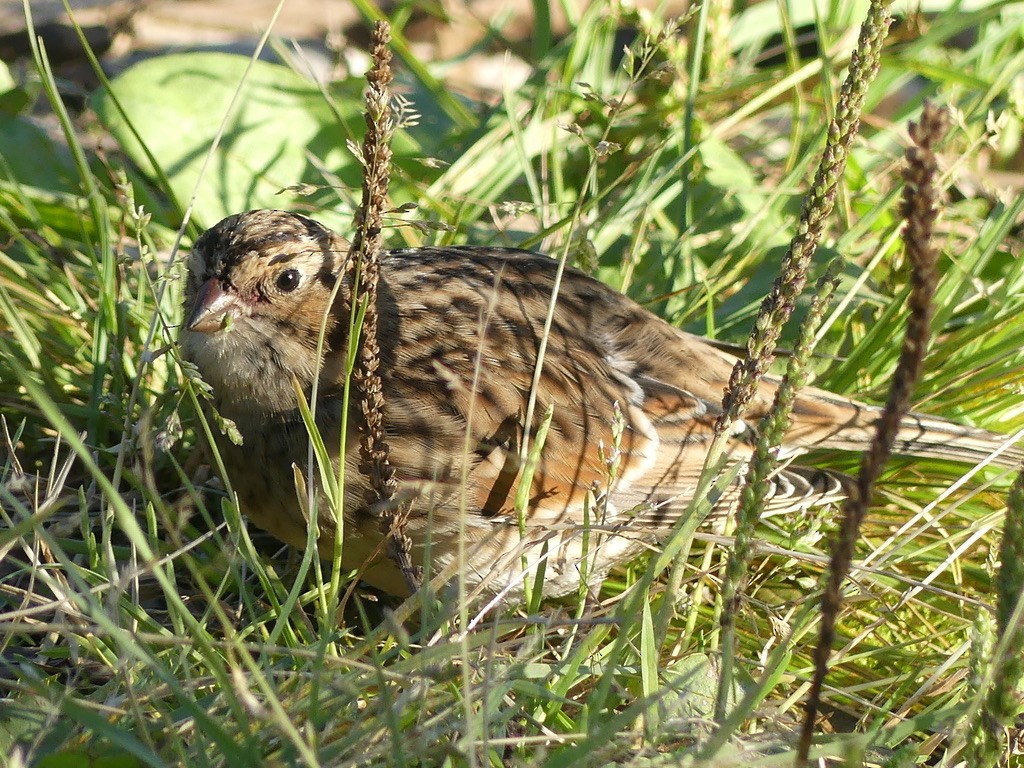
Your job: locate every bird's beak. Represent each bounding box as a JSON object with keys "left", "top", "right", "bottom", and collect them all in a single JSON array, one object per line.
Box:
[{"left": 186, "top": 279, "right": 239, "bottom": 333}]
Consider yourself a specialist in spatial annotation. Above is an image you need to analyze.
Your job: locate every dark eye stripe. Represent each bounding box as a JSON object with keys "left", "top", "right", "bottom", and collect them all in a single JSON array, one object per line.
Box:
[{"left": 317, "top": 269, "right": 337, "bottom": 289}]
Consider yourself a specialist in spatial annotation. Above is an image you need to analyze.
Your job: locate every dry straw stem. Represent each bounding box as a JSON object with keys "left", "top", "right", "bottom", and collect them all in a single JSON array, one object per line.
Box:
[
  {"left": 350, "top": 21, "right": 421, "bottom": 593},
  {"left": 714, "top": 0, "right": 894, "bottom": 438},
  {"left": 797, "top": 102, "right": 949, "bottom": 764}
]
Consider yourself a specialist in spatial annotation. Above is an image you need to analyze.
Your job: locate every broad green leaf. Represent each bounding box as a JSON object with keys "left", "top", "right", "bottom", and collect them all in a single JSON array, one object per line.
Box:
[
  {"left": 91, "top": 52, "right": 368, "bottom": 228},
  {"left": 0, "top": 115, "right": 77, "bottom": 192}
]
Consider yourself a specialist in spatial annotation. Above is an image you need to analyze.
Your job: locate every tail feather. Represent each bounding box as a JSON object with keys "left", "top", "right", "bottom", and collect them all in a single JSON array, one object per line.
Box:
[
  {"left": 818, "top": 406, "right": 1023, "bottom": 469},
  {"left": 894, "top": 412, "right": 1023, "bottom": 467}
]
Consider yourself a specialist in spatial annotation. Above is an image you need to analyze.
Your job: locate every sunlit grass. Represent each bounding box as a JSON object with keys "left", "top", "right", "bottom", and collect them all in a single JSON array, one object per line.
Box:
[{"left": 2, "top": 0, "right": 1023, "bottom": 765}]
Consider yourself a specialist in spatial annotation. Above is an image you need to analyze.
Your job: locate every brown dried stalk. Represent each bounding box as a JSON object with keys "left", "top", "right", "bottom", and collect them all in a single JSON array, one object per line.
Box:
[
  {"left": 350, "top": 21, "right": 421, "bottom": 594},
  {"left": 797, "top": 102, "right": 948, "bottom": 764}
]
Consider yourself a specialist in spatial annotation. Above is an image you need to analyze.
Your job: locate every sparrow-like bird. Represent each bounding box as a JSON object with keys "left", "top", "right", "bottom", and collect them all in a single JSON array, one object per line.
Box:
[{"left": 180, "top": 209, "right": 1021, "bottom": 599}]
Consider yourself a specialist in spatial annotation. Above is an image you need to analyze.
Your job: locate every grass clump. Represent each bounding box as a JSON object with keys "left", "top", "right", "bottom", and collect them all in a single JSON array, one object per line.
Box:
[{"left": 2, "top": 1, "right": 1024, "bottom": 766}]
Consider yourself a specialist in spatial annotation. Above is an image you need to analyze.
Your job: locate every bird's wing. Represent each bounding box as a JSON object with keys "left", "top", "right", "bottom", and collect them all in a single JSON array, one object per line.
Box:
[{"left": 379, "top": 246, "right": 1019, "bottom": 537}]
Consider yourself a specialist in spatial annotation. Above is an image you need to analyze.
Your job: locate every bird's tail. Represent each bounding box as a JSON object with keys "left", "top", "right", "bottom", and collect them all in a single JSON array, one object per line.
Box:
[{"left": 801, "top": 394, "right": 1024, "bottom": 469}]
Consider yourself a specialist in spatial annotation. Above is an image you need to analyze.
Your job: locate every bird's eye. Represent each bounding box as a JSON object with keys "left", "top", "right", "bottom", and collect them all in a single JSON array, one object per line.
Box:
[{"left": 275, "top": 268, "right": 301, "bottom": 293}]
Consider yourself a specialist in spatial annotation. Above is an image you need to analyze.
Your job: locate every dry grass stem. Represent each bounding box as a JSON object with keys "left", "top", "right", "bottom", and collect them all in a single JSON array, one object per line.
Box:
[
  {"left": 350, "top": 21, "right": 421, "bottom": 594},
  {"left": 798, "top": 101, "right": 948, "bottom": 763}
]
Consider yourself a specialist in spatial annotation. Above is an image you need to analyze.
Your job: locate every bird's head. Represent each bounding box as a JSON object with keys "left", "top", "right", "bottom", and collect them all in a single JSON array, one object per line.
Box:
[{"left": 181, "top": 209, "right": 350, "bottom": 412}]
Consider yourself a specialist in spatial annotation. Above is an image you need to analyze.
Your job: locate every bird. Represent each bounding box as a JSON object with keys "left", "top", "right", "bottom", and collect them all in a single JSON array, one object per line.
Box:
[{"left": 180, "top": 209, "right": 1022, "bottom": 600}]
